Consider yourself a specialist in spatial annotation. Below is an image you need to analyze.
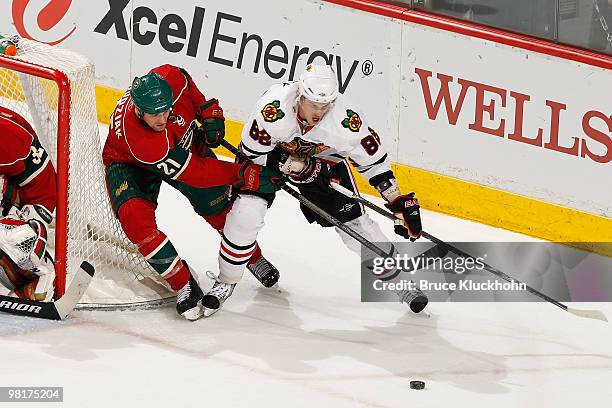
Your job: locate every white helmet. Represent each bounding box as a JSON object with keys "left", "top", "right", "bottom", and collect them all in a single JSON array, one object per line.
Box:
[{"left": 298, "top": 64, "right": 339, "bottom": 104}]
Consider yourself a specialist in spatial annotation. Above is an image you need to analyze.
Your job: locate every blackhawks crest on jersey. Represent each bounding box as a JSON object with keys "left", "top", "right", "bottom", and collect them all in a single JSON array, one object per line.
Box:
[
  {"left": 261, "top": 100, "right": 285, "bottom": 123},
  {"left": 341, "top": 110, "right": 362, "bottom": 132}
]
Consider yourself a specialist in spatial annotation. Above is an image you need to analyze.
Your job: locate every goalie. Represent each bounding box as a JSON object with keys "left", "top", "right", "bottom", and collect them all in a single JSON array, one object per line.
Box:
[{"left": 0, "top": 106, "right": 56, "bottom": 302}]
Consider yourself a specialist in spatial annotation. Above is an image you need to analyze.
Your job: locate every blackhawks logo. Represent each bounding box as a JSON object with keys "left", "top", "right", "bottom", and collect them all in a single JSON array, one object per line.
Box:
[
  {"left": 261, "top": 100, "right": 285, "bottom": 122},
  {"left": 341, "top": 110, "right": 362, "bottom": 132}
]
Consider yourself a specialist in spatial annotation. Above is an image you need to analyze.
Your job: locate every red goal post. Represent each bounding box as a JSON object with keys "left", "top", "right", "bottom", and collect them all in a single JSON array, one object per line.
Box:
[{"left": 0, "top": 53, "right": 71, "bottom": 298}]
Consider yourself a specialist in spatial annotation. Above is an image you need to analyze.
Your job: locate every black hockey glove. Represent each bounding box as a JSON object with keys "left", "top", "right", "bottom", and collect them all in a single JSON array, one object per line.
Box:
[{"left": 385, "top": 193, "right": 422, "bottom": 241}]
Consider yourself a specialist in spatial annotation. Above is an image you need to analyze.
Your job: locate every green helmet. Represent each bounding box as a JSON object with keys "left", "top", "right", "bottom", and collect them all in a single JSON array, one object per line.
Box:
[{"left": 130, "top": 72, "right": 173, "bottom": 114}]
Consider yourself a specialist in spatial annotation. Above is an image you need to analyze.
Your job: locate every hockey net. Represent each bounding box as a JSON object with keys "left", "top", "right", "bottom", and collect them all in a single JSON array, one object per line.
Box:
[{"left": 0, "top": 38, "right": 174, "bottom": 309}]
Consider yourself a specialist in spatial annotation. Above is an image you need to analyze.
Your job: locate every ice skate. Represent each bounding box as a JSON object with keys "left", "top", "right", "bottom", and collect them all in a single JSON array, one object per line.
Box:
[
  {"left": 176, "top": 274, "right": 204, "bottom": 321},
  {"left": 247, "top": 255, "right": 280, "bottom": 288},
  {"left": 202, "top": 271, "right": 236, "bottom": 317}
]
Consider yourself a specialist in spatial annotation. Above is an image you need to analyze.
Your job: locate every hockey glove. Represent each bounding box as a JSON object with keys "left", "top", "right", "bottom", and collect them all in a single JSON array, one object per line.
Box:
[
  {"left": 198, "top": 99, "right": 225, "bottom": 148},
  {"left": 278, "top": 152, "right": 339, "bottom": 190},
  {"left": 385, "top": 193, "right": 422, "bottom": 241},
  {"left": 236, "top": 163, "right": 282, "bottom": 194},
  {"left": 17, "top": 204, "right": 53, "bottom": 226}
]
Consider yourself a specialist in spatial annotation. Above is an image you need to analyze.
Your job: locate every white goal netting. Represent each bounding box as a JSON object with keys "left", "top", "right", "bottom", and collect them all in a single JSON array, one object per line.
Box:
[{"left": 0, "top": 37, "right": 174, "bottom": 308}]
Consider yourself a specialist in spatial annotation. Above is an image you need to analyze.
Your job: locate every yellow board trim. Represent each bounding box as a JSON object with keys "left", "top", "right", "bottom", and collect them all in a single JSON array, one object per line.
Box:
[{"left": 95, "top": 84, "right": 612, "bottom": 256}]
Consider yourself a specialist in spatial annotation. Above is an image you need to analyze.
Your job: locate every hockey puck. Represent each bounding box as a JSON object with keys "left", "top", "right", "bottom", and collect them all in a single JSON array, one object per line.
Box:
[{"left": 410, "top": 380, "right": 425, "bottom": 390}]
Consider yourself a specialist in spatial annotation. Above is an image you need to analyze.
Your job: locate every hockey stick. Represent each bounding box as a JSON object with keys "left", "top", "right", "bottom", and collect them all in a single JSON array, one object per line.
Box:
[
  {"left": 221, "top": 140, "right": 438, "bottom": 311},
  {"left": 85, "top": 224, "right": 139, "bottom": 255},
  {"left": 221, "top": 140, "right": 446, "bottom": 312},
  {"left": 0, "top": 261, "right": 95, "bottom": 320},
  {"left": 329, "top": 182, "right": 608, "bottom": 322},
  {"left": 221, "top": 139, "right": 399, "bottom": 259}
]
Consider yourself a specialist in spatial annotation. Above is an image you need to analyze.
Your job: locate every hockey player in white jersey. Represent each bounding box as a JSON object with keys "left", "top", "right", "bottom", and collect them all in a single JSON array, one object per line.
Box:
[{"left": 202, "top": 63, "right": 423, "bottom": 315}]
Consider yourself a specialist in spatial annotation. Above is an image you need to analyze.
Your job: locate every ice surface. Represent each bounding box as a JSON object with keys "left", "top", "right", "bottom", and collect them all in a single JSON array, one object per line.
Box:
[{"left": 1, "top": 124, "right": 610, "bottom": 408}]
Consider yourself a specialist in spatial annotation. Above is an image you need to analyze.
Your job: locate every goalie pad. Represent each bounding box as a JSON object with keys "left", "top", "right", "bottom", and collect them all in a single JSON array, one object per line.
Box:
[{"left": 0, "top": 216, "right": 54, "bottom": 301}]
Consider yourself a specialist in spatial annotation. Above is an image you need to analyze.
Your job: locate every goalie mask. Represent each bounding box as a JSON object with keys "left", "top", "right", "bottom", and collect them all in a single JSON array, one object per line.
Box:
[
  {"left": 298, "top": 64, "right": 339, "bottom": 104},
  {"left": 130, "top": 72, "right": 174, "bottom": 115}
]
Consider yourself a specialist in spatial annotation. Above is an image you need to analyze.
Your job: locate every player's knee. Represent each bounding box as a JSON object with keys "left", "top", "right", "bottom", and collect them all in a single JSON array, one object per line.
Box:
[
  {"left": 203, "top": 203, "right": 231, "bottom": 231},
  {"left": 118, "top": 198, "right": 158, "bottom": 243},
  {"left": 226, "top": 195, "right": 268, "bottom": 233}
]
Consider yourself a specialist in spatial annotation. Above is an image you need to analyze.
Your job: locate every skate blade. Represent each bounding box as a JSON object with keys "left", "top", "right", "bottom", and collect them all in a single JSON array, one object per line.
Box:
[
  {"left": 181, "top": 305, "right": 204, "bottom": 321},
  {"left": 203, "top": 306, "right": 221, "bottom": 317}
]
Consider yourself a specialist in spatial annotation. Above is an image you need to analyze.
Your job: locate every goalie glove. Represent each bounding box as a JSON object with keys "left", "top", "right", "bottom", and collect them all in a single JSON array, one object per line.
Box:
[
  {"left": 198, "top": 99, "right": 225, "bottom": 148},
  {"left": 385, "top": 193, "right": 422, "bottom": 242},
  {"left": 17, "top": 204, "right": 53, "bottom": 227}
]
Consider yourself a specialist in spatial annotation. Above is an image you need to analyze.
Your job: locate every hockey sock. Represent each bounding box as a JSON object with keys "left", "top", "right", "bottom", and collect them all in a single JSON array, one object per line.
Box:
[{"left": 139, "top": 231, "right": 189, "bottom": 291}]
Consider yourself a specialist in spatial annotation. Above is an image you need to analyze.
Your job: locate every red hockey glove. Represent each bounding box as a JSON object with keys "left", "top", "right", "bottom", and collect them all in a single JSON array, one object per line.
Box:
[
  {"left": 385, "top": 193, "right": 422, "bottom": 241},
  {"left": 235, "top": 163, "right": 282, "bottom": 194},
  {"left": 198, "top": 99, "right": 225, "bottom": 148}
]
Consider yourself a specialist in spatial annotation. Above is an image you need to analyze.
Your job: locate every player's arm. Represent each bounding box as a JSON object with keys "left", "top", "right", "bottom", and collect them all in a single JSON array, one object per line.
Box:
[
  {"left": 240, "top": 88, "right": 302, "bottom": 167},
  {"left": 152, "top": 65, "right": 226, "bottom": 148},
  {"left": 14, "top": 147, "right": 57, "bottom": 216},
  {"left": 181, "top": 69, "right": 226, "bottom": 149},
  {"left": 144, "top": 142, "right": 281, "bottom": 195},
  {"left": 0, "top": 117, "right": 57, "bottom": 215},
  {"left": 177, "top": 66, "right": 226, "bottom": 148},
  {"left": 347, "top": 121, "right": 423, "bottom": 241},
  {"left": 239, "top": 116, "right": 280, "bottom": 166},
  {"left": 0, "top": 175, "right": 17, "bottom": 216}
]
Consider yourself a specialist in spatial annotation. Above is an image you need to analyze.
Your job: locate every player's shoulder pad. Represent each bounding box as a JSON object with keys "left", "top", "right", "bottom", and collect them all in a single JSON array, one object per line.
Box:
[
  {"left": 150, "top": 64, "right": 188, "bottom": 103},
  {"left": 331, "top": 95, "right": 367, "bottom": 134},
  {"left": 122, "top": 103, "right": 170, "bottom": 164},
  {"left": 257, "top": 82, "right": 296, "bottom": 131},
  {"left": 0, "top": 109, "right": 35, "bottom": 166}
]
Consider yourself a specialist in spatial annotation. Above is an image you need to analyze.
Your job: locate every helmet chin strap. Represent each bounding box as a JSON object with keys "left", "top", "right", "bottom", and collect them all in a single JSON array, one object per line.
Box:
[
  {"left": 294, "top": 91, "right": 302, "bottom": 112},
  {"left": 295, "top": 97, "right": 311, "bottom": 129},
  {"left": 134, "top": 107, "right": 144, "bottom": 119}
]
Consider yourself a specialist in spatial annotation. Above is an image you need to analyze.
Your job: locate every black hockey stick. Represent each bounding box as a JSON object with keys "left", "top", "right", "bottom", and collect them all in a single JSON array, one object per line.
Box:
[
  {"left": 329, "top": 182, "right": 608, "bottom": 322},
  {"left": 0, "top": 261, "right": 95, "bottom": 320},
  {"left": 221, "top": 139, "right": 398, "bottom": 259},
  {"left": 223, "top": 139, "right": 442, "bottom": 266},
  {"left": 220, "top": 140, "right": 432, "bottom": 312}
]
